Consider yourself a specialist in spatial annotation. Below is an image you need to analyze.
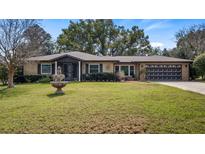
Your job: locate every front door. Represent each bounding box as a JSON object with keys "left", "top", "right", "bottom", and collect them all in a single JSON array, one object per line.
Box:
[{"left": 63, "top": 63, "right": 73, "bottom": 81}]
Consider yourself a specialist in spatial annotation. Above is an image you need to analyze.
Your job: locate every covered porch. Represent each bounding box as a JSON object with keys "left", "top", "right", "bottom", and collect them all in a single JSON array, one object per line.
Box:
[
  {"left": 39, "top": 56, "right": 82, "bottom": 81},
  {"left": 55, "top": 56, "right": 81, "bottom": 81},
  {"left": 56, "top": 61, "right": 81, "bottom": 81}
]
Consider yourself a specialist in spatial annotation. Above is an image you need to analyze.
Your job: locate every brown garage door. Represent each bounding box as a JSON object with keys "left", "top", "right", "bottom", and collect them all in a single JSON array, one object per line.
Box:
[{"left": 145, "top": 64, "right": 182, "bottom": 81}]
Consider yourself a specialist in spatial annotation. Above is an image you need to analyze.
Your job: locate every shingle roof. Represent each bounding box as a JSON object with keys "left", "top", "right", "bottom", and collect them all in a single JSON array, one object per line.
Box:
[
  {"left": 28, "top": 51, "right": 117, "bottom": 62},
  {"left": 109, "top": 55, "right": 192, "bottom": 62},
  {"left": 28, "top": 51, "right": 192, "bottom": 63}
]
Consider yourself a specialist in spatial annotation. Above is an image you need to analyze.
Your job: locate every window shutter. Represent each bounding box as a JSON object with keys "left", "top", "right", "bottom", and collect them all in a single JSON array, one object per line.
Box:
[
  {"left": 100, "top": 64, "right": 103, "bottom": 73},
  {"left": 52, "top": 63, "right": 55, "bottom": 74},
  {"left": 86, "top": 64, "right": 89, "bottom": 74},
  {"left": 38, "top": 64, "right": 41, "bottom": 75}
]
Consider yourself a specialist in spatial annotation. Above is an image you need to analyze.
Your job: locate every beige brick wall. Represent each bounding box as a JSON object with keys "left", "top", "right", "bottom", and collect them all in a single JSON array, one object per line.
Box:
[
  {"left": 139, "top": 63, "right": 146, "bottom": 81},
  {"left": 139, "top": 63, "right": 190, "bottom": 81},
  {"left": 24, "top": 61, "right": 38, "bottom": 75},
  {"left": 182, "top": 63, "right": 189, "bottom": 81},
  {"left": 82, "top": 62, "right": 114, "bottom": 74}
]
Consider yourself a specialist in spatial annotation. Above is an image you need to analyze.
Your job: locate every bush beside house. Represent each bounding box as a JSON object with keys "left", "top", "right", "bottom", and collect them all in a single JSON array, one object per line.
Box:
[
  {"left": 13, "top": 73, "right": 127, "bottom": 83},
  {"left": 193, "top": 53, "right": 205, "bottom": 80},
  {"left": 82, "top": 73, "right": 118, "bottom": 82},
  {"left": 115, "top": 71, "right": 125, "bottom": 81},
  {"left": 13, "top": 73, "right": 135, "bottom": 83},
  {"left": 81, "top": 72, "right": 135, "bottom": 82},
  {"left": 14, "top": 75, "right": 51, "bottom": 83},
  {"left": 189, "top": 64, "right": 198, "bottom": 80}
]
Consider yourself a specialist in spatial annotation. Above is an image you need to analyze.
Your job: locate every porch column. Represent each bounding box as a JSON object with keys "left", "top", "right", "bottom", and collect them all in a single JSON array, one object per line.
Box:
[
  {"left": 55, "top": 61, "right": 57, "bottom": 75},
  {"left": 78, "top": 61, "right": 81, "bottom": 81},
  {"left": 128, "top": 65, "right": 130, "bottom": 76}
]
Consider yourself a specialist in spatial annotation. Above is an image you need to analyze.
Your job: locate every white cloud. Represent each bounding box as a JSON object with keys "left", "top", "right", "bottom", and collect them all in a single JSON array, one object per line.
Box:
[
  {"left": 151, "top": 42, "right": 164, "bottom": 48},
  {"left": 145, "top": 20, "right": 170, "bottom": 31},
  {"left": 139, "top": 19, "right": 154, "bottom": 24}
]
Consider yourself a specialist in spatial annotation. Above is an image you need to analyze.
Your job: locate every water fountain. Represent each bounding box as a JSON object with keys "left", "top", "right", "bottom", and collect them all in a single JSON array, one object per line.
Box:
[{"left": 50, "top": 66, "right": 68, "bottom": 94}]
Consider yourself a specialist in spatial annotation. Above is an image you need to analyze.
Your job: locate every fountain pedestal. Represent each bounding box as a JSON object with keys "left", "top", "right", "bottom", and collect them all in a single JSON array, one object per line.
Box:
[
  {"left": 50, "top": 81, "right": 68, "bottom": 94},
  {"left": 50, "top": 66, "right": 68, "bottom": 94}
]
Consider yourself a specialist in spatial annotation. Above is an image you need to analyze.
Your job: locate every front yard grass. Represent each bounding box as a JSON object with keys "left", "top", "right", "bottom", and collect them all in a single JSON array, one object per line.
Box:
[{"left": 0, "top": 82, "right": 205, "bottom": 133}]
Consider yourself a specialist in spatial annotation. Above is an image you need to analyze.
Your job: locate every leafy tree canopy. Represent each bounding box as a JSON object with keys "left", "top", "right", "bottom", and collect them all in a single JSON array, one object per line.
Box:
[
  {"left": 57, "top": 19, "right": 152, "bottom": 56},
  {"left": 175, "top": 24, "right": 205, "bottom": 59},
  {"left": 193, "top": 53, "right": 205, "bottom": 79},
  {"left": 20, "top": 24, "right": 55, "bottom": 56}
]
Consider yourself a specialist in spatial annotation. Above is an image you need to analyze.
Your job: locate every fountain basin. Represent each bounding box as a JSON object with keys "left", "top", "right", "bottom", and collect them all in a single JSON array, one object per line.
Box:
[{"left": 50, "top": 81, "right": 68, "bottom": 94}]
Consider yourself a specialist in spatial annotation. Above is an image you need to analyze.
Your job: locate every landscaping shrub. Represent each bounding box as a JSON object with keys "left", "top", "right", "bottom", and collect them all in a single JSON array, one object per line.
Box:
[
  {"left": 82, "top": 73, "right": 117, "bottom": 81},
  {"left": 116, "top": 71, "right": 125, "bottom": 81},
  {"left": 14, "top": 75, "right": 51, "bottom": 83},
  {"left": 38, "top": 76, "right": 51, "bottom": 83},
  {"left": 193, "top": 53, "right": 205, "bottom": 79},
  {"left": 189, "top": 64, "right": 198, "bottom": 80},
  {"left": 14, "top": 75, "right": 27, "bottom": 83}
]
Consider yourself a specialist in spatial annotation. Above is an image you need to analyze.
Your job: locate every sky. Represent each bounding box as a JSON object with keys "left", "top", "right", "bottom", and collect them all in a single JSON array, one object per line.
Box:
[{"left": 40, "top": 19, "right": 205, "bottom": 49}]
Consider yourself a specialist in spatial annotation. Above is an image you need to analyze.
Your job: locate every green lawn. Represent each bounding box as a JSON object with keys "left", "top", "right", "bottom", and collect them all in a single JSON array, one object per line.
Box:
[{"left": 0, "top": 82, "right": 205, "bottom": 134}]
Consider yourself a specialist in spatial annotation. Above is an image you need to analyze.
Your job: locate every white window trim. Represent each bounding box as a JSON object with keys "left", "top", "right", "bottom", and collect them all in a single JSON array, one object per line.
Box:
[
  {"left": 115, "top": 65, "right": 135, "bottom": 76},
  {"left": 41, "top": 63, "right": 52, "bottom": 75},
  {"left": 89, "top": 64, "right": 100, "bottom": 74}
]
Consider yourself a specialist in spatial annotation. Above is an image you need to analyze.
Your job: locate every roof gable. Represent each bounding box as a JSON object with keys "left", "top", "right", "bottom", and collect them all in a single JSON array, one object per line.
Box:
[{"left": 28, "top": 51, "right": 118, "bottom": 62}]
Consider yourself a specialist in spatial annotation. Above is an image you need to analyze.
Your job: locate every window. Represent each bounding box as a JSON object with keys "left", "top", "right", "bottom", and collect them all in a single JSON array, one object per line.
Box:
[
  {"left": 41, "top": 64, "right": 52, "bottom": 74},
  {"left": 89, "top": 64, "right": 99, "bottom": 74},
  {"left": 130, "top": 66, "right": 134, "bottom": 77},
  {"left": 121, "top": 66, "right": 129, "bottom": 76},
  {"left": 115, "top": 65, "right": 135, "bottom": 76},
  {"left": 115, "top": 66, "right": 119, "bottom": 73}
]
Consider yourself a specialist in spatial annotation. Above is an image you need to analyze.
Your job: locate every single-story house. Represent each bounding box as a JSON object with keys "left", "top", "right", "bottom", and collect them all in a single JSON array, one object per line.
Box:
[{"left": 24, "top": 51, "right": 192, "bottom": 81}]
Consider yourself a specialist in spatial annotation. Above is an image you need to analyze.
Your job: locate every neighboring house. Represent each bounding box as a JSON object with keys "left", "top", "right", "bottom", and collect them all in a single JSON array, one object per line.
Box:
[{"left": 24, "top": 51, "right": 192, "bottom": 81}]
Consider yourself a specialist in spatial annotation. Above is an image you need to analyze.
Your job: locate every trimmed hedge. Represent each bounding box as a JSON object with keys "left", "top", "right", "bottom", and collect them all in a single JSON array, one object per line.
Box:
[
  {"left": 82, "top": 73, "right": 118, "bottom": 81},
  {"left": 14, "top": 75, "right": 52, "bottom": 83},
  {"left": 38, "top": 76, "right": 51, "bottom": 83}
]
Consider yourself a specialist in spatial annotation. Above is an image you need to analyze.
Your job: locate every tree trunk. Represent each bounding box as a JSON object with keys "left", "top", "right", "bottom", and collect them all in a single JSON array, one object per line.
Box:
[{"left": 8, "top": 66, "right": 15, "bottom": 88}]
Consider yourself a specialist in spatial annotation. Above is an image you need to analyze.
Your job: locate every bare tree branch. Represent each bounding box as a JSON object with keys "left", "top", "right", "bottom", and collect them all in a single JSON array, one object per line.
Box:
[{"left": 0, "top": 19, "right": 37, "bottom": 87}]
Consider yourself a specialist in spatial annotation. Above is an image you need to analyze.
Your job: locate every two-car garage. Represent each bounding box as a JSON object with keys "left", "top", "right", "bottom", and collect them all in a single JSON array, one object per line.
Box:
[
  {"left": 145, "top": 64, "right": 182, "bottom": 81},
  {"left": 136, "top": 56, "right": 191, "bottom": 81}
]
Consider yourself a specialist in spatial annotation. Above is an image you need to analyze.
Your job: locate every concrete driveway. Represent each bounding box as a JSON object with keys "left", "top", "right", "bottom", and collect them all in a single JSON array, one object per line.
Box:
[{"left": 157, "top": 81, "right": 205, "bottom": 95}]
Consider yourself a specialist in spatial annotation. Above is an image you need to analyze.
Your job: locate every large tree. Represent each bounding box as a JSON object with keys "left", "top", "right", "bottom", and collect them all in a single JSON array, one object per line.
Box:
[
  {"left": 175, "top": 24, "right": 205, "bottom": 59},
  {"left": 19, "top": 24, "right": 54, "bottom": 56},
  {"left": 57, "top": 20, "right": 96, "bottom": 54},
  {"left": 57, "top": 19, "right": 151, "bottom": 56},
  {"left": 0, "top": 19, "right": 36, "bottom": 88}
]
